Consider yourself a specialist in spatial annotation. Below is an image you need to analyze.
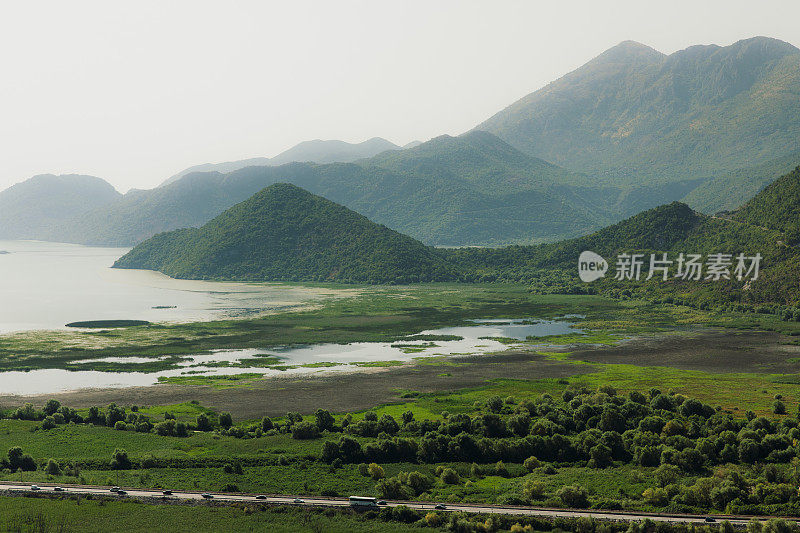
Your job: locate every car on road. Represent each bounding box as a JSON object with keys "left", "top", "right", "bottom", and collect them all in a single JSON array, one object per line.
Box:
[
  {"left": 434, "top": 504, "right": 447, "bottom": 510},
  {"left": 53, "top": 487, "right": 64, "bottom": 492},
  {"left": 293, "top": 498, "right": 304, "bottom": 504},
  {"left": 110, "top": 486, "right": 120, "bottom": 493},
  {"left": 704, "top": 517, "right": 716, "bottom": 523},
  {"left": 117, "top": 490, "right": 127, "bottom": 496},
  {"left": 162, "top": 490, "right": 172, "bottom": 495},
  {"left": 377, "top": 500, "right": 387, "bottom": 505},
  {"left": 30, "top": 485, "right": 40, "bottom": 491},
  {"left": 201, "top": 493, "right": 214, "bottom": 499},
  {"left": 255, "top": 495, "right": 266, "bottom": 500}
]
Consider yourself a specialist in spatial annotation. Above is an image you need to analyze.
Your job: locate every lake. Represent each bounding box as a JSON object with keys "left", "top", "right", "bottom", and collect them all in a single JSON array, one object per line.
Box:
[
  {"left": 0, "top": 240, "right": 349, "bottom": 334},
  {"left": 0, "top": 318, "right": 583, "bottom": 395}
]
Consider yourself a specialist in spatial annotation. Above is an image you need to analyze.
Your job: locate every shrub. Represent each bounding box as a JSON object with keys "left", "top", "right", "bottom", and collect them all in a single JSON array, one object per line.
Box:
[
  {"left": 44, "top": 459, "right": 61, "bottom": 476},
  {"left": 196, "top": 414, "right": 212, "bottom": 431},
  {"left": 110, "top": 449, "right": 131, "bottom": 470},
  {"left": 291, "top": 422, "right": 320, "bottom": 440},
  {"left": 218, "top": 412, "right": 233, "bottom": 429},
  {"left": 523, "top": 456, "right": 541, "bottom": 472},
  {"left": 522, "top": 479, "right": 545, "bottom": 501},
  {"left": 368, "top": 463, "right": 385, "bottom": 480},
  {"left": 557, "top": 485, "right": 589, "bottom": 508},
  {"left": 41, "top": 417, "right": 57, "bottom": 430},
  {"left": 440, "top": 467, "right": 460, "bottom": 484},
  {"left": 773, "top": 401, "right": 787, "bottom": 415}
]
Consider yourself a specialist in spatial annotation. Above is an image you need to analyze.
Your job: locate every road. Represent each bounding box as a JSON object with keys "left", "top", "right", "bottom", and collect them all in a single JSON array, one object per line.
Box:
[{"left": 0, "top": 482, "right": 784, "bottom": 526}]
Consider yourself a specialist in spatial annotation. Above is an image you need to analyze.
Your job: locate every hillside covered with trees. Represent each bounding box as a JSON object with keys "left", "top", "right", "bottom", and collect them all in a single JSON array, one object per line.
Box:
[{"left": 113, "top": 183, "right": 458, "bottom": 284}]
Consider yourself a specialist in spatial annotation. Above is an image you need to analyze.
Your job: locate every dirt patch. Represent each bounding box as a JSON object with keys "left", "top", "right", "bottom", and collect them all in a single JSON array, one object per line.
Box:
[
  {"left": 568, "top": 329, "right": 800, "bottom": 373},
  {"left": 0, "top": 352, "right": 594, "bottom": 418}
]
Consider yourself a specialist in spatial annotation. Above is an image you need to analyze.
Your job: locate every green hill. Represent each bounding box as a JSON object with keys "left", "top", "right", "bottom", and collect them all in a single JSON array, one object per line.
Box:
[
  {"left": 731, "top": 166, "right": 800, "bottom": 233},
  {"left": 682, "top": 150, "right": 800, "bottom": 214},
  {"left": 477, "top": 37, "right": 800, "bottom": 186},
  {"left": 51, "top": 131, "right": 705, "bottom": 247},
  {"left": 113, "top": 183, "right": 458, "bottom": 284},
  {"left": 0, "top": 174, "right": 120, "bottom": 240}
]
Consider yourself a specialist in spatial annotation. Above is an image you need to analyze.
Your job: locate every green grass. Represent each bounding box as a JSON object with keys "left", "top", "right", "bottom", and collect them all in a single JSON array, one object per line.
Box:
[{"left": 0, "top": 496, "right": 435, "bottom": 533}]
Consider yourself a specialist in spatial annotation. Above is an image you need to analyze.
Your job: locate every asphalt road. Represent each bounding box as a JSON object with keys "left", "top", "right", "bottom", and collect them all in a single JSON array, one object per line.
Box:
[{"left": 0, "top": 482, "right": 782, "bottom": 526}]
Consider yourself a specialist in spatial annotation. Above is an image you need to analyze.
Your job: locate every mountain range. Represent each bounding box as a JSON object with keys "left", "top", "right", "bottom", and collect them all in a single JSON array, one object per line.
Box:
[
  {"left": 116, "top": 164, "right": 800, "bottom": 307},
  {"left": 2, "top": 36, "right": 799, "bottom": 248},
  {"left": 161, "top": 137, "right": 411, "bottom": 187},
  {"left": 477, "top": 36, "right": 800, "bottom": 186}
]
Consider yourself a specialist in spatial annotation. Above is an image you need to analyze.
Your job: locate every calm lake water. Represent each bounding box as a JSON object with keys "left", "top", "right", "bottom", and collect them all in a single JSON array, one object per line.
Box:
[
  {"left": 0, "top": 318, "right": 583, "bottom": 395},
  {"left": 0, "top": 240, "right": 344, "bottom": 333},
  {"left": 0, "top": 240, "right": 586, "bottom": 396}
]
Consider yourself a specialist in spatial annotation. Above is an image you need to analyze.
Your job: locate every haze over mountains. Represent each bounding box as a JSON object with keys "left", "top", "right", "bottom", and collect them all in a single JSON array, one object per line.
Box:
[
  {"left": 0, "top": 174, "right": 120, "bottom": 240},
  {"left": 478, "top": 36, "right": 800, "bottom": 185},
  {"left": 161, "top": 137, "right": 409, "bottom": 187},
  {"left": 2, "top": 36, "right": 800, "bottom": 248}
]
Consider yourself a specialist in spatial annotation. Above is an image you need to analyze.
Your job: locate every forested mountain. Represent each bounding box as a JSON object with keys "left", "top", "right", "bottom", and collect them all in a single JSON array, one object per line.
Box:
[
  {"left": 161, "top": 137, "right": 401, "bottom": 187},
  {"left": 116, "top": 162, "right": 800, "bottom": 307},
  {"left": 113, "top": 184, "right": 457, "bottom": 283},
  {"left": 477, "top": 37, "right": 800, "bottom": 187},
  {"left": 682, "top": 150, "right": 800, "bottom": 214},
  {"left": 0, "top": 174, "right": 120, "bottom": 240},
  {"left": 49, "top": 131, "right": 704, "bottom": 247},
  {"left": 732, "top": 166, "right": 800, "bottom": 232}
]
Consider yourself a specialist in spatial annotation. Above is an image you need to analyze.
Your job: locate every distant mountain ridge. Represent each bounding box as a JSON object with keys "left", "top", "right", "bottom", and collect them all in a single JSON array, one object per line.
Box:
[
  {"left": 0, "top": 174, "right": 120, "bottom": 240},
  {"left": 161, "top": 137, "right": 403, "bottom": 187},
  {"left": 477, "top": 36, "right": 800, "bottom": 185}
]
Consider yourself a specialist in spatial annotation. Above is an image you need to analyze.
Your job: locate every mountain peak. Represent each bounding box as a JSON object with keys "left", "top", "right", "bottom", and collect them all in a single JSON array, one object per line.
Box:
[{"left": 592, "top": 40, "right": 665, "bottom": 64}]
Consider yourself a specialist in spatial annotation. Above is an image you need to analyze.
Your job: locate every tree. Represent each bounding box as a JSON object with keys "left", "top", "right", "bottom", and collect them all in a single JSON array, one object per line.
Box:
[
  {"left": 111, "top": 449, "right": 131, "bottom": 470},
  {"left": 402, "top": 411, "right": 414, "bottom": 425},
  {"left": 44, "top": 399, "right": 61, "bottom": 416},
  {"left": 557, "top": 485, "right": 589, "bottom": 508},
  {"left": 773, "top": 401, "right": 786, "bottom": 415},
  {"left": 291, "top": 422, "right": 320, "bottom": 440},
  {"left": 315, "top": 409, "right": 335, "bottom": 432},
  {"left": 523, "top": 456, "right": 541, "bottom": 472},
  {"left": 522, "top": 479, "right": 545, "bottom": 501},
  {"left": 219, "top": 412, "right": 233, "bottom": 429},
  {"left": 261, "top": 416, "right": 273, "bottom": 432},
  {"left": 368, "top": 463, "right": 385, "bottom": 480},
  {"left": 196, "top": 413, "right": 212, "bottom": 431},
  {"left": 41, "top": 416, "right": 57, "bottom": 430},
  {"left": 440, "top": 467, "right": 459, "bottom": 484},
  {"left": 377, "top": 414, "right": 399, "bottom": 435},
  {"left": 45, "top": 459, "right": 61, "bottom": 476}
]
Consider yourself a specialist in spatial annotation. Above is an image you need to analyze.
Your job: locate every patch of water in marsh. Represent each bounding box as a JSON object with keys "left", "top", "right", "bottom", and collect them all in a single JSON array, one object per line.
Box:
[{"left": 0, "top": 318, "right": 583, "bottom": 395}]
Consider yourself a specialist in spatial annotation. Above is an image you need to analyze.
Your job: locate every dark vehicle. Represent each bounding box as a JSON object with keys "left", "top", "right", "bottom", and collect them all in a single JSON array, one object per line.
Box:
[
  {"left": 110, "top": 487, "right": 120, "bottom": 493},
  {"left": 117, "top": 490, "right": 128, "bottom": 496},
  {"left": 255, "top": 495, "right": 267, "bottom": 500},
  {"left": 377, "top": 500, "right": 387, "bottom": 506},
  {"left": 30, "top": 485, "right": 40, "bottom": 491},
  {"left": 201, "top": 493, "right": 214, "bottom": 499},
  {"left": 162, "top": 490, "right": 172, "bottom": 495},
  {"left": 434, "top": 504, "right": 447, "bottom": 510},
  {"left": 704, "top": 518, "right": 716, "bottom": 523},
  {"left": 293, "top": 498, "right": 305, "bottom": 504},
  {"left": 53, "top": 487, "right": 64, "bottom": 492}
]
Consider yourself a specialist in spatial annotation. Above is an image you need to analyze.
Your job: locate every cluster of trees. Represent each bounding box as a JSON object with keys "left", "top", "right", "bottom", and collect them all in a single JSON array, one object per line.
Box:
[{"left": 316, "top": 387, "right": 800, "bottom": 472}]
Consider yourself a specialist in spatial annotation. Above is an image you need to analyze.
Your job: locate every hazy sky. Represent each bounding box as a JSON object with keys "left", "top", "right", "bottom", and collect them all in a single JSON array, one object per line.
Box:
[{"left": 1, "top": 1, "right": 798, "bottom": 193}]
